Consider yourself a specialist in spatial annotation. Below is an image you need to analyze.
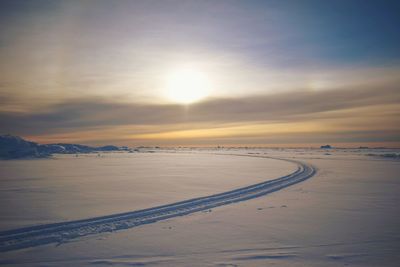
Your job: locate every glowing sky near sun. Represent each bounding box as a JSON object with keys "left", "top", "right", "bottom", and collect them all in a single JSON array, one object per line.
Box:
[{"left": 0, "top": 0, "right": 399, "bottom": 147}]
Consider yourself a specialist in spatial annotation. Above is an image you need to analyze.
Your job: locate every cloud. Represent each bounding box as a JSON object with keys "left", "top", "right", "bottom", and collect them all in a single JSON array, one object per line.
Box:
[{"left": 1, "top": 83, "right": 399, "bottom": 145}]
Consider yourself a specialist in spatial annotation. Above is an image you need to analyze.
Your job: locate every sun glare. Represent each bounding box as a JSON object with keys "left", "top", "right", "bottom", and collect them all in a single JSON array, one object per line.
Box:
[{"left": 165, "top": 68, "right": 211, "bottom": 104}]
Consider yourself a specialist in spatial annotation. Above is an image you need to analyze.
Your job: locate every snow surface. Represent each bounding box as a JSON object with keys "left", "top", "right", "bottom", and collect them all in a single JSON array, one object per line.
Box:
[
  {"left": 0, "top": 153, "right": 296, "bottom": 230},
  {"left": 0, "top": 149, "right": 399, "bottom": 266}
]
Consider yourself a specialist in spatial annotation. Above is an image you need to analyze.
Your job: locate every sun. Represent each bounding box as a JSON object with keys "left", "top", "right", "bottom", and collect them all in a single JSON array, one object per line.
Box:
[{"left": 165, "top": 68, "right": 211, "bottom": 104}]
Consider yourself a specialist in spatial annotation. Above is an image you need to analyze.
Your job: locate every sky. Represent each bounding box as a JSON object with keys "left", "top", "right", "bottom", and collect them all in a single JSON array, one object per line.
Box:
[{"left": 0, "top": 0, "right": 399, "bottom": 147}]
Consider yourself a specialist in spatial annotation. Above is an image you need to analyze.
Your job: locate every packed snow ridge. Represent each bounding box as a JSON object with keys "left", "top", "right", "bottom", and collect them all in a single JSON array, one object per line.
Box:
[
  {"left": 0, "top": 135, "right": 129, "bottom": 159},
  {"left": 0, "top": 155, "right": 315, "bottom": 252}
]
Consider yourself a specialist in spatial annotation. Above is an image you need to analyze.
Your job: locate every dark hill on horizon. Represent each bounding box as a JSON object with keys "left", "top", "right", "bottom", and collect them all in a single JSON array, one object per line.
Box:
[{"left": 0, "top": 134, "right": 128, "bottom": 159}]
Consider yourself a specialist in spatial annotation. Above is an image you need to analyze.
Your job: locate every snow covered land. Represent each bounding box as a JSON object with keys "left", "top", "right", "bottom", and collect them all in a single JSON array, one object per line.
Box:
[{"left": 0, "top": 149, "right": 399, "bottom": 266}]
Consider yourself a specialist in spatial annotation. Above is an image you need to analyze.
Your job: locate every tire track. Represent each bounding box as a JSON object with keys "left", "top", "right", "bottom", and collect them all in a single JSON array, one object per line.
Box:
[{"left": 0, "top": 155, "right": 315, "bottom": 252}]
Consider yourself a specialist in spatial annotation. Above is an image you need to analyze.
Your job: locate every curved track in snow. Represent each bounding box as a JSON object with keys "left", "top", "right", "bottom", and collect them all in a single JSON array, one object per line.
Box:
[{"left": 0, "top": 155, "right": 315, "bottom": 252}]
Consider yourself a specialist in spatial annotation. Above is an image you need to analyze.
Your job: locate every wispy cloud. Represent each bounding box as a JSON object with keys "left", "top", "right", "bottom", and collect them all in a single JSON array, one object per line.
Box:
[{"left": 1, "top": 83, "right": 399, "bottom": 146}]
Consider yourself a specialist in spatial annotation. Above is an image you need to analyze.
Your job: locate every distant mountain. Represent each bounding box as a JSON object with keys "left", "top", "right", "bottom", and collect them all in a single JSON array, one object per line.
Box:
[{"left": 0, "top": 135, "right": 129, "bottom": 159}]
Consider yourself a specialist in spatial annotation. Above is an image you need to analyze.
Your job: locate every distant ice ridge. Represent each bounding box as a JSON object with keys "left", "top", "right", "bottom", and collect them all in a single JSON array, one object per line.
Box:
[
  {"left": 0, "top": 134, "right": 129, "bottom": 159},
  {"left": 0, "top": 155, "right": 315, "bottom": 252},
  {"left": 366, "top": 153, "right": 400, "bottom": 159}
]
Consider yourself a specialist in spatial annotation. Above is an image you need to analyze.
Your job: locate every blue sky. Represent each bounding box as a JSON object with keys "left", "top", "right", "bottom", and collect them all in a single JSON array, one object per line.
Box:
[{"left": 2, "top": 0, "right": 399, "bottom": 65}]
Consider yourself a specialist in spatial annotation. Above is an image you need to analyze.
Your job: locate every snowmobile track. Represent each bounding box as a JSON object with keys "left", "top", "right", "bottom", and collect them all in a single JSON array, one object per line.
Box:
[{"left": 0, "top": 154, "right": 316, "bottom": 252}]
